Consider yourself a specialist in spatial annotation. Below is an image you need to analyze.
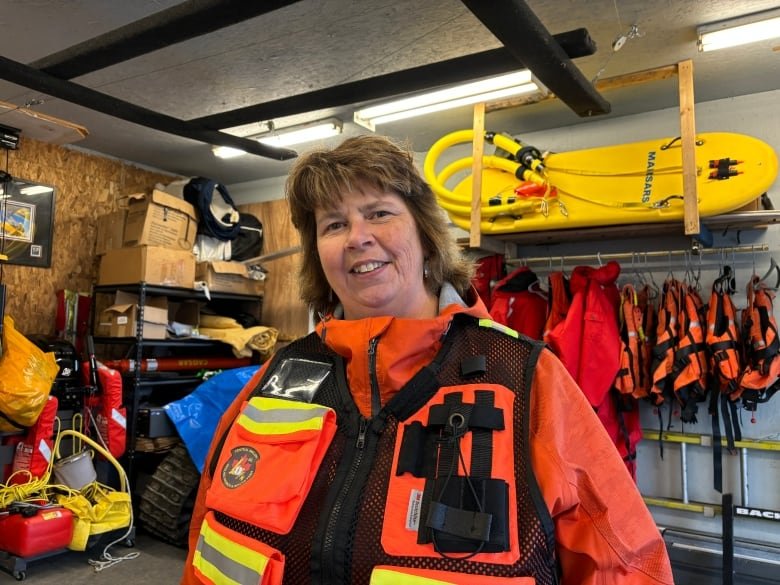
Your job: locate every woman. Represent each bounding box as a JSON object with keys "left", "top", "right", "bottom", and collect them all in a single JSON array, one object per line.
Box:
[{"left": 182, "top": 135, "right": 674, "bottom": 585}]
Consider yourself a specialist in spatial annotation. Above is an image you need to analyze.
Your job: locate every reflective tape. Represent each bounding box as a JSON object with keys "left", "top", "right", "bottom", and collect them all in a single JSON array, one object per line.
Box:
[
  {"left": 193, "top": 515, "right": 269, "bottom": 584},
  {"left": 478, "top": 318, "right": 519, "bottom": 338},
  {"left": 238, "top": 396, "right": 332, "bottom": 436}
]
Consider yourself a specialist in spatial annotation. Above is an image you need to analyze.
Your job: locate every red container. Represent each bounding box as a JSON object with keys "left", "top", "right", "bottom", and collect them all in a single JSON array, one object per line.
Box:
[{"left": 0, "top": 507, "right": 73, "bottom": 558}]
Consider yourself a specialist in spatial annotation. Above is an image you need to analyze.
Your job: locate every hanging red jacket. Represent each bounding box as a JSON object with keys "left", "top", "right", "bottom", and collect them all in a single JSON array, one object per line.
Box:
[
  {"left": 489, "top": 266, "right": 548, "bottom": 340},
  {"left": 546, "top": 261, "right": 622, "bottom": 409}
]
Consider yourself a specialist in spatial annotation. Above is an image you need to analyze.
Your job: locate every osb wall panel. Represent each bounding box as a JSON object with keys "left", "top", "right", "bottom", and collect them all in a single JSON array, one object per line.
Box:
[
  {"left": 240, "top": 199, "right": 309, "bottom": 340},
  {"left": 2, "top": 136, "right": 178, "bottom": 335}
]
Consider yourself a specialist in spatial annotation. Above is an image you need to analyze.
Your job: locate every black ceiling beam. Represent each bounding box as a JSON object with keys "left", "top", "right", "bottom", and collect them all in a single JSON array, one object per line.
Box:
[
  {"left": 461, "top": 0, "right": 610, "bottom": 117},
  {"left": 191, "top": 27, "right": 596, "bottom": 130},
  {"left": 0, "top": 55, "right": 297, "bottom": 160},
  {"left": 29, "top": 0, "right": 303, "bottom": 80}
]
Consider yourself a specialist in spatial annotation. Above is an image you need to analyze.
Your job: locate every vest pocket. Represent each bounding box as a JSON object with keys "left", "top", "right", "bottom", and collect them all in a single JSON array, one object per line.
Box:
[
  {"left": 193, "top": 511, "right": 284, "bottom": 585},
  {"left": 370, "top": 565, "right": 536, "bottom": 584},
  {"left": 205, "top": 396, "right": 337, "bottom": 534}
]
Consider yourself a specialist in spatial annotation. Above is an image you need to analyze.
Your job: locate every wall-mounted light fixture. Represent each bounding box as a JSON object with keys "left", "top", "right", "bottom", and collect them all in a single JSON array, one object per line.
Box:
[
  {"left": 212, "top": 118, "right": 343, "bottom": 159},
  {"left": 353, "top": 71, "right": 539, "bottom": 131},
  {"left": 697, "top": 8, "right": 780, "bottom": 52}
]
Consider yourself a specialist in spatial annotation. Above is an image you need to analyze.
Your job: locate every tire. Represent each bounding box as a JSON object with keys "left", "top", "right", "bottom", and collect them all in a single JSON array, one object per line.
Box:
[{"left": 137, "top": 444, "right": 200, "bottom": 547}]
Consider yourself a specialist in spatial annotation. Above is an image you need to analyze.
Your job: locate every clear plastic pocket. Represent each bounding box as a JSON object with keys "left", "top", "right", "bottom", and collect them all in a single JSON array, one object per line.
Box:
[{"left": 205, "top": 396, "right": 336, "bottom": 534}]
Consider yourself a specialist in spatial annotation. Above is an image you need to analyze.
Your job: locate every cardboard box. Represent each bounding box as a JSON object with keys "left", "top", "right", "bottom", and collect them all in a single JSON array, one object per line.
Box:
[
  {"left": 123, "top": 190, "right": 197, "bottom": 251},
  {"left": 195, "top": 261, "right": 265, "bottom": 295},
  {"left": 100, "top": 291, "right": 168, "bottom": 339},
  {"left": 95, "top": 210, "right": 127, "bottom": 255},
  {"left": 98, "top": 246, "right": 196, "bottom": 288}
]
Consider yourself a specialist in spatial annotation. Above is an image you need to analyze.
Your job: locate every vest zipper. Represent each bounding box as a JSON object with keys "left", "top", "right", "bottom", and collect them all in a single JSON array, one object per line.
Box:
[
  {"left": 368, "top": 336, "right": 381, "bottom": 416},
  {"left": 320, "top": 416, "right": 369, "bottom": 583}
]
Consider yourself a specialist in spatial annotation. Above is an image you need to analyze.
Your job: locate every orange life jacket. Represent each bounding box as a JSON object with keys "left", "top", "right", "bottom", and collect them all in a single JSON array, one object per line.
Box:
[
  {"left": 705, "top": 267, "right": 743, "bottom": 493},
  {"left": 738, "top": 275, "right": 780, "bottom": 412},
  {"left": 650, "top": 279, "right": 681, "bottom": 406},
  {"left": 615, "top": 284, "right": 650, "bottom": 399},
  {"left": 672, "top": 283, "right": 709, "bottom": 423}
]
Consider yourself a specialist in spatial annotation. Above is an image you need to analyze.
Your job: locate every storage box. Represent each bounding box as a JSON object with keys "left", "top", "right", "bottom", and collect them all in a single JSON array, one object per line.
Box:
[
  {"left": 100, "top": 291, "right": 168, "bottom": 339},
  {"left": 98, "top": 246, "right": 196, "bottom": 288},
  {"left": 123, "top": 189, "right": 197, "bottom": 251},
  {"left": 195, "top": 261, "right": 265, "bottom": 295},
  {"left": 95, "top": 210, "right": 127, "bottom": 255}
]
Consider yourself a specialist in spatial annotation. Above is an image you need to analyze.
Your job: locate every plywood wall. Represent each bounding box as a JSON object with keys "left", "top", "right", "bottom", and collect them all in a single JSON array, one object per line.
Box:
[
  {"left": 240, "top": 199, "right": 309, "bottom": 340},
  {"left": 1, "top": 136, "right": 178, "bottom": 335}
]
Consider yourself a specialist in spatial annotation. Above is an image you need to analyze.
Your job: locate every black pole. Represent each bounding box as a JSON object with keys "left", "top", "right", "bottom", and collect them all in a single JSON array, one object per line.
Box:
[{"left": 722, "top": 492, "right": 734, "bottom": 585}]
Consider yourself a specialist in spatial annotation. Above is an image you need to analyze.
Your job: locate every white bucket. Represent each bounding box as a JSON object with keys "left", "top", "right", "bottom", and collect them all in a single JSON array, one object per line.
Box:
[{"left": 53, "top": 449, "right": 97, "bottom": 490}]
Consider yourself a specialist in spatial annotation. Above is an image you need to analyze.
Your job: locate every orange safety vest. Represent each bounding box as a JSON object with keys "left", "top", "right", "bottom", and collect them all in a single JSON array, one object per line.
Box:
[
  {"left": 739, "top": 275, "right": 780, "bottom": 413},
  {"left": 615, "top": 284, "right": 651, "bottom": 400},
  {"left": 650, "top": 279, "right": 681, "bottom": 407},
  {"left": 190, "top": 316, "right": 558, "bottom": 585},
  {"left": 705, "top": 268, "right": 743, "bottom": 493},
  {"left": 671, "top": 283, "right": 709, "bottom": 423}
]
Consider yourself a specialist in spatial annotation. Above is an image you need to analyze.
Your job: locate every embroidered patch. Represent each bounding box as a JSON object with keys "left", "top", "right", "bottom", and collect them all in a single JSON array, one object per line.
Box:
[{"left": 221, "top": 446, "right": 259, "bottom": 488}]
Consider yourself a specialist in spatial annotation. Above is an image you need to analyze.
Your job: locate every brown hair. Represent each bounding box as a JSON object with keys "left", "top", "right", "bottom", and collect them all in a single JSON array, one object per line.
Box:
[{"left": 285, "top": 134, "right": 473, "bottom": 316}]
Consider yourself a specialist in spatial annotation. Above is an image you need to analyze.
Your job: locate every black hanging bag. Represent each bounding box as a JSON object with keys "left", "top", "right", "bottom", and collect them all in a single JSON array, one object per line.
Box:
[{"left": 183, "top": 177, "right": 241, "bottom": 241}]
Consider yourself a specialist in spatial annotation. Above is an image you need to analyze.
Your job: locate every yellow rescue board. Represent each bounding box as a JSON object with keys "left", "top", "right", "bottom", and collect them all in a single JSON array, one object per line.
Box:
[{"left": 424, "top": 130, "right": 779, "bottom": 234}]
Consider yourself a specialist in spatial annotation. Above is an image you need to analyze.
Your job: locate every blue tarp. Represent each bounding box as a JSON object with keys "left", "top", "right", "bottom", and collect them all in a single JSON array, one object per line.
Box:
[{"left": 164, "top": 366, "right": 259, "bottom": 472}]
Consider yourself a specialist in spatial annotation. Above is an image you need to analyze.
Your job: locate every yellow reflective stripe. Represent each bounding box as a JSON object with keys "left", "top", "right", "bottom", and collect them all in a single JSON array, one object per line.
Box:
[
  {"left": 238, "top": 396, "right": 331, "bottom": 436},
  {"left": 371, "top": 567, "right": 454, "bottom": 585},
  {"left": 478, "top": 318, "right": 519, "bottom": 338},
  {"left": 193, "top": 515, "right": 269, "bottom": 584}
]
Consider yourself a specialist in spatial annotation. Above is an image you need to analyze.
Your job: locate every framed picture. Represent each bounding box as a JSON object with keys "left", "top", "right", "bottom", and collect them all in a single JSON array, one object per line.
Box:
[{"left": 0, "top": 177, "right": 55, "bottom": 268}]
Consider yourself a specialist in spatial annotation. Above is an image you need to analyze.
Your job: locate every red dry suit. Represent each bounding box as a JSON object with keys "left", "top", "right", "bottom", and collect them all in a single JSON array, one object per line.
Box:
[
  {"left": 182, "top": 286, "right": 672, "bottom": 585},
  {"left": 488, "top": 265, "right": 547, "bottom": 340}
]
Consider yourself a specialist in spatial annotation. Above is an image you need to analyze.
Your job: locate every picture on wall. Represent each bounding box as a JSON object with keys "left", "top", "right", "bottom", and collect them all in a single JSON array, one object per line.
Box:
[{"left": 0, "top": 178, "right": 55, "bottom": 268}]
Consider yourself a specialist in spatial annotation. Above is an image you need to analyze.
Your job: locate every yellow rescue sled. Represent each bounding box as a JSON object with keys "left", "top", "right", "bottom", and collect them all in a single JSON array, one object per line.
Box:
[{"left": 424, "top": 130, "right": 779, "bottom": 234}]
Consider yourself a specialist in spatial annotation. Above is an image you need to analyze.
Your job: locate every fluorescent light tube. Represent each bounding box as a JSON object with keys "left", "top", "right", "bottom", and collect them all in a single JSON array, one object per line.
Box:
[
  {"left": 213, "top": 119, "right": 343, "bottom": 158},
  {"left": 257, "top": 120, "right": 342, "bottom": 147},
  {"left": 354, "top": 71, "right": 538, "bottom": 130},
  {"left": 697, "top": 9, "right": 780, "bottom": 52}
]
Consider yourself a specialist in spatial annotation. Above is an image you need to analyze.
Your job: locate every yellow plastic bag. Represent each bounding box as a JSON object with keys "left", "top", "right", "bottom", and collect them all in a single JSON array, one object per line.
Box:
[{"left": 0, "top": 315, "right": 58, "bottom": 431}]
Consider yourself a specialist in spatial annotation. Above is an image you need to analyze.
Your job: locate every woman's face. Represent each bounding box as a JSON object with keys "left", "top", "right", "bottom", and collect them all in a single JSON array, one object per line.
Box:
[{"left": 315, "top": 185, "right": 437, "bottom": 320}]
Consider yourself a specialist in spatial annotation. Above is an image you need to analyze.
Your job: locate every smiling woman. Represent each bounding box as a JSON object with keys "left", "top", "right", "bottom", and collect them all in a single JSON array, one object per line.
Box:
[{"left": 182, "top": 135, "right": 674, "bottom": 585}]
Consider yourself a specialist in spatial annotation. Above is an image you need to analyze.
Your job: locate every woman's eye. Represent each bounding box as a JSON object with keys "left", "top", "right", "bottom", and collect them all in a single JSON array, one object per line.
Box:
[
  {"left": 324, "top": 221, "right": 345, "bottom": 232},
  {"left": 370, "top": 210, "right": 392, "bottom": 219}
]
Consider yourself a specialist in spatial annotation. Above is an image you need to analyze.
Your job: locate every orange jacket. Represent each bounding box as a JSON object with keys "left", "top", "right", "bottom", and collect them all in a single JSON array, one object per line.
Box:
[{"left": 182, "top": 288, "right": 672, "bottom": 585}]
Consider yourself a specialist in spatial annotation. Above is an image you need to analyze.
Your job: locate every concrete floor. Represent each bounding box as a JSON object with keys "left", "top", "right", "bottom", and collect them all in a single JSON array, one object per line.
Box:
[{"left": 0, "top": 530, "right": 186, "bottom": 584}]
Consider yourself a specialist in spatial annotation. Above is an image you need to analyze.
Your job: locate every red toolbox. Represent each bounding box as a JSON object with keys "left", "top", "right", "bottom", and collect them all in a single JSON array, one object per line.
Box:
[{"left": 0, "top": 506, "right": 73, "bottom": 557}]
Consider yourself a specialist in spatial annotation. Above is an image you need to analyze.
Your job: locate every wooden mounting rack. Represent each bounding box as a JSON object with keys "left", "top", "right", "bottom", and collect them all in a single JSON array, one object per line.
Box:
[{"left": 465, "top": 60, "right": 727, "bottom": 252}]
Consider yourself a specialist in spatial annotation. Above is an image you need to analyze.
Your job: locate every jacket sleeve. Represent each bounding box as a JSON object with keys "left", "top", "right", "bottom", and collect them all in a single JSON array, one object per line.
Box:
[
  {"left": 180, "top": 363, "right": 271, "bottom": 585},
  {"left": 529, "top": 348, "right": 674, "bottom": 585}
]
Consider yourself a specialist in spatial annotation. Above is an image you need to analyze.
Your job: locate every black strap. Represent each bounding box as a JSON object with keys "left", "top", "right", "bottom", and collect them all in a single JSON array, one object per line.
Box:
[
  {"left": 469, "top": 391, "right": 495, "bottom": 478},
  {"left": 427, "top": 501, "right": 492, "bottom": 543},
  {"left": 709, "top": 386, "right": 723, "bottom": 493}
]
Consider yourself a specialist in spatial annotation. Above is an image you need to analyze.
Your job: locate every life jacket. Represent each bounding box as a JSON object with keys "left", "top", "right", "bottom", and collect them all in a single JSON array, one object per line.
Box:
[
  {"left": 9, "top": 395, "right": 58, "bottom": 484},
  {"left": 705, "top": 267, "right": 743, "bottom": 493},
  {"left": 739, "top": 275, "right": 780, "bottom": 413},
  {"left": 650, "top": 279, "right": 680, "bottom": 407},
  {"left": 671, "top": 283, "right": 709, "bottom": 423},
  {"left": 488, "top": 265, "right": 547, "bottom": 340},
  {"left": 191, "top": 315, "right": 558, "bottom": 585},
  {"left": 542, "top": 270, "right": 570, "bottom": 342},
  {"left": 615, "top": 283, "right": 650, "bottom": 399},
  {"left": 82, "top": 362, "right": 126, "bottom": 459}
]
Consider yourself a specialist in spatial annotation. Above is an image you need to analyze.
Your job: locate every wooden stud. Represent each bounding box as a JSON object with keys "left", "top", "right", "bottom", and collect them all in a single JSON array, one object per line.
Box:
[
  {"left": 470, "top": 102, "right": 485, "bottom": 249},
  {"left": 678, "top": 59, "right": 699, "bottom": 236}
]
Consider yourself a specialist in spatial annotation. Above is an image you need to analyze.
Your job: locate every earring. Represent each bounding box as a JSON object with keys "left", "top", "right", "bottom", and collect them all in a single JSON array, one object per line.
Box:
[
  {"left": 328, "top": 288, "right": 333, "bottom": 303},
  {"left": 423, "top": 261, "right": 430, "bottom": 279}
]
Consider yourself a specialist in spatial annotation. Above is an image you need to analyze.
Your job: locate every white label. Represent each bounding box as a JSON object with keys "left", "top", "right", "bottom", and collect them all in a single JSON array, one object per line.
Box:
[
  {"left": 405, "top": 489, "right": 424, "bottom": 531},
  {"left": 111, "top": 407, "right": 127, "bottom": 429},
  {"left": 117, "top": 316, "right": 128, "bottom": 325},
  {"left": 38, "top": 439, "right": 52, "bottom": 463}
]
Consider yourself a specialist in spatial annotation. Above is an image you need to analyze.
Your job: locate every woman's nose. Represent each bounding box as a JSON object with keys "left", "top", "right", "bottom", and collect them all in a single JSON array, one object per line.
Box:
[{"left": 346, "top": 219, "right": 374, "bottom": 247}]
